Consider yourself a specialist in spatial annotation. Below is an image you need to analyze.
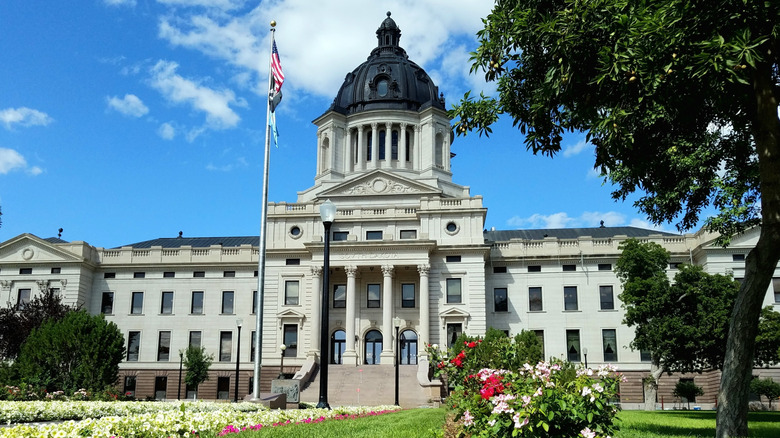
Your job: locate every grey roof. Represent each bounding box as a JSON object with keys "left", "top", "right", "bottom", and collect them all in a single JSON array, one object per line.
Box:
[
  {"left": 115, "top": 236, "right": 259, "bottom": 249},
  {"left": 43, "top": 237, "right": 68, "bottom": 244},
  {"left": 483, "top": 226, "right": 679, "bottom": 243}
]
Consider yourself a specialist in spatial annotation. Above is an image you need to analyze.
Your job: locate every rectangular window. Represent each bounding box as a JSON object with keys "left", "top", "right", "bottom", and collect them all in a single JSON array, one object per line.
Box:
[
  {"left": 640, "top": 350, "right": 652, "bottom": 362},
  {"left": 600, "top": 285, "right": 615, "bottom": 310},
  {"left": 562, "top": 264, "right": 576, "bottom": 272},
  {"left": 529, "top": 287, "right": 543, "bottom": 311},
  {"left": 446, "top": 255, "right": 462, "bottom": 263},
  {"left": 101, "top": 292, "right": 114, "bottom": 314},
  {"left": 251, "top": 331, "right": 256, "bottom": 362},
  {"left": 598, "top": 263, "right": 612, "bottom": 271},
  {"left": 160, "top": 291, "right": 174, "bottom": 314},
  {"left": 367, "top": 284, "right": 380, "bottom": 308},
  {"left": 402, "top": 284, "right": 415, "bottom": 308},
  {"left": 217, "top": 376, "right": 230, "bottom": 400},
  {"left": 669, "top": 262, "right": 681, "bottom": 269},
  {"left": 51, "top": 267, "right": 61, "bottom": 274},
  {"left": 193, "top": 271, "right": 205, "bottom": 278},
  {"left": 157, "top": 331, "right": 171, "bottom": 361},
  {"left": 189, "top": 331, "right": 202, "bottom": 348},
  {"left": 16, "top": 289, "right": 31, "bottom": 308},
  {"left": 366, "top": 231, "right": 383, "bottom": 240},
  {"left": 223, "top": 271, "right": 235, "bottom": 277},
  {"left": 191, "top": 291, "right": 204, "bottom": 314},
  {"left": 528, "top": 265, "right": 541, "bottom": 272},
  {"left": 493, "top": 266, "right": 507, "bottom": 273},
  {"left": 285, "top": 258, "right": 301, "bottom": 265},
  {"left": 564, "top": 286, "right": 578, "bottom": 311},
  {"left": 333, "top": 284, "right": 346, "bottom": 308},
  {"left": 163, "top": 271, "right": 175, "bottom": 278},
  {"left": 566, "top": 330, "right": 581, "bottom": 362},
  {"left": 399, "top": 230, "right": 417, "bottom": 239},
  {"left": 332, "top": 231, "right": 349, "bottom": 241},
  {"left": 284, "top": 280, "right": 299, "bottom": 305},
  {"left": 732, "top": 254, "right": 745, "bottom": 262},
  {"left": 221, "top": 291, "right": 234, "bottom": 314},
  {"left": 446, "top": 323, "right": 463, "bottom": 348},
  {"left": 104, "top": 272, "right": 116, "bottom": 279},
  {"left": 123, "top": 376, "right": 136, "bottom": 397},
  {"left": 133, "top": 272, "right": 145, "bottom": 279},
  {"left": 219, "top": 331, "right": 233, "bottom": 362},
  {"left": 131, "top": 292, "right": 144, "bottom": 314},
  {"left": 19, "top": 268, "right": 32, "bottom": 275},
  {"left": 494, "top": 288, "right": 508, "bottom": 312},
  {"left": 127, "top": 331, "right": 140, "bottom": 361},
  {"left": 154, "top": 376, "right": 167, "bottom": 400},
  {"left": 446, "top": 278, "right": 462, "bottom": 304},
  {"left": 252, "top": 290, "right": 257, "bottom": 314},
  {"left": 773, "top": 278, "right": 780, "bottom": 303},
  {"left": 679, "top": 378, "right": 697, "bottom": 403},
  {"left": 283, "top": 324, "right": 298, "bottom": 357},
  {"left": 602, "top": 329, "right": 618, "bottom": 362},
  {"left": 534, "top": 330, "right": 545, "bottom": 359}
]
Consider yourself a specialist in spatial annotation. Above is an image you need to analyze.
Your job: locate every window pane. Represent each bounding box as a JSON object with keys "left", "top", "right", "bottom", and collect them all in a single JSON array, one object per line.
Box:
[
  {"left": 283, "top": 324, "right": 298, "bottom": 357},
  {"left": 333, "top": 285, "right": 346, "bottom": 308},
  {"left": 127, "top": 331, "right": 140, "bottom": 361},
  {"left": 600, "top": 285, "right": 615, "bottom": 310},
  {"left": 191, "top": 291, "right": 204, "bottom": 314},
  {"left": 366, "top": 231, "right": 383, "bottom": 240},
  {"left": 402, "top": 284, "right": 415, "bottom": 308},
  {"left": 566, "top": 330, "right": 581, "bottom": 362},
  {"left": 285, "top": 281, "right": 299, "bottom": 305},
  {"left": 161, "top": 291, "right": 174, "bottom": 314},
  {"left": 131, "top": 292, "right": 144, "bottom": 314},
  {"left": 367, "top": 284, "right": 380, "bottom": 308},
  {"left": 529, "top": 287, "right": 543, "bottom": 311},
  {"left": 446, "top": 278, "right": 462, "bottom": 304},
  {"left": 602, "top": 329, "right": 618, "bottom": 362},
  {"left": 123, "top": 376, "right": 136, "bottom": 397},
  {"left": 534, "top": 330, "right": 545, "bottom": 359},
  {"left": 157, "top": 331, "right": 171, "bottom": 361},
  {"left": 189, "top": 331, "right": 201, "bottom": 348},
  {"left": 222, "top": 291, "right": 234, "bottom": 314},
  {"left": 494, "top": 288, "right": 508, "bottom": 312},
  {"left": 17, "top": 289, "right": 31, "bottom": 308},
  {"left": 219, "top": 331, "right": 233, "bottom": 362},
  {"left": 774, "top": 278, "right": 780, "bottom": 303},
  {"left": 332, "top": 231, "right": 349, "bottom": 241},
  {"left": 399, "top": 230, "right": 416, "bottom": 239},
  {"left": 564, "top": 286, "right": 578, "bottom": 311},
  {"left": 101, "top": 292, "right": 114, "bottom": 314}
]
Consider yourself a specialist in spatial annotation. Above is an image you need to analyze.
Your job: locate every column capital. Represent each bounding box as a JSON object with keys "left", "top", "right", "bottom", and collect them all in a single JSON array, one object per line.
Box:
[
  {"left": 417, "top": 264, "right": 430, "bottom": 275},
  {"left": 381, "top": 265, "right": 394, "bottom": 277},
  {"left": 345, "top": 265, "right": 358, "bottom": 277},
  {"left": 311, "top": 266, "right": 323, "bottom": 277}
]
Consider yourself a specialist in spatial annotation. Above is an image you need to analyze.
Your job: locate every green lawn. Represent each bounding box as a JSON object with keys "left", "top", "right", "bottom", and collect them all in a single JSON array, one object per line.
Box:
[{"left": 213, "top": 408, "right": 780, "bottom": 438}]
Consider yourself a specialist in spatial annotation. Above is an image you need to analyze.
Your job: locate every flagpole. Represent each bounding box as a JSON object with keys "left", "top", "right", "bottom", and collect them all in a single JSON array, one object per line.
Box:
[{"left": 252, "top": 21, "right": 276, "bottom": 401}]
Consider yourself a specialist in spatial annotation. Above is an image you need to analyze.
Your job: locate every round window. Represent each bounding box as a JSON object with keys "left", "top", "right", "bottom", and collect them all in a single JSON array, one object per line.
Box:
[
  {"left": 445, "top": 222, "right": 458, "bottom": 234},
  {"left": 377, "top": 79, "right": 388, "bottom": 97},
  {"left": 289, "top": 226, "right": 303, "bottom": 239}
]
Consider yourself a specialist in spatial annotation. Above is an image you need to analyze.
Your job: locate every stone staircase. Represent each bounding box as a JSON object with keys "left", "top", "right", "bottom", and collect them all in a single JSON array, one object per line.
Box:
[{"left": 299, "top": 364, "right": 436, "bottom": 408}]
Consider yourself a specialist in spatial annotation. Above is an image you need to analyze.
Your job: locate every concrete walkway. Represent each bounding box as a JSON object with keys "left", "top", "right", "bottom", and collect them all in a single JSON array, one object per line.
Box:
[{"left": 299, "top": 364, "right": 434, "bottom": 408}]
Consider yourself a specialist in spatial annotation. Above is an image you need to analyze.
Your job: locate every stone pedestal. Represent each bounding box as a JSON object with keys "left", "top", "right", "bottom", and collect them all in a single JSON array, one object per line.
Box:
[{"left": 271, "top": 379, "right": 301, "bottom": 403}]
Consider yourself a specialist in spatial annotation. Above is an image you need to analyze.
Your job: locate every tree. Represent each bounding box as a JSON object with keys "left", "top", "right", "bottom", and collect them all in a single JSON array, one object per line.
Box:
[
  {"left": 0, "top": 288, "right": 74, "bottom": 360},
  {"left": 755, "top": 306, "right": 780, "bottom": 367},
  {"left": 450, "top": 1, "right": 779, "bottom": 435},
  {"left": 182, "top": 345, "right": 213, "bottom": 397},
  {"left": 16, "top": 310, "right": 125, "bottom": 393},
  {"left": 674, "top": 380, "right": 705, "bottom": 410},
  {"left": 750, "top": 377, "right": 780, "bottom": 410}
]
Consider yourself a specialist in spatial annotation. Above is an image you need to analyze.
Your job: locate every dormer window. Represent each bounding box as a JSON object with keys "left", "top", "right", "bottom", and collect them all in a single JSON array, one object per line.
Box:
[{"left": 378, "top": 79, "right": 388, "bottom": 97}]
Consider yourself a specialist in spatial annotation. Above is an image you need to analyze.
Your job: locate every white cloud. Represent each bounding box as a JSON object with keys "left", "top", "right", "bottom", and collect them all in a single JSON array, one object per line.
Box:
[
  {"left": 103, "top": 0, "right": 136, "bottom": 6},
  {"left": 149, "top": 60, "right": 242, "bottom": 129},
  {"left": 508, "top": 212, "right": 575, "bottom": 229},
  {"left": 107, "top": 94, "right": 150, "bottom": 117},
  {"left": 0, "top": 107, "right": 53, "bottom": 130},
  {"left": 506, "top": 210, "right": 675, "bottom": 232},
  {"left": 158, "top": 122, "right": 176, "bottom": 140},
  {"left": 563, "top": 139, "right": 593, "bottom": 158},
  {"left": 0, "top": 147, "right": 42, "bottom": 175},
  {"left": 206, "top": 156, "right": 247, "bottom": 172}
]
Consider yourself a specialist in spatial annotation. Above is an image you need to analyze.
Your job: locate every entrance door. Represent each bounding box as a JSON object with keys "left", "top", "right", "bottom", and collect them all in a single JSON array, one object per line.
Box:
[
  {"left": 400, "top": 330, "right": 418, "bottom": 365},
  {"left": 364, "top": 330, "right": 383, "bottom": 364},
  {"left": 331, "top": 330, "right": 346, "bottom": 364}
]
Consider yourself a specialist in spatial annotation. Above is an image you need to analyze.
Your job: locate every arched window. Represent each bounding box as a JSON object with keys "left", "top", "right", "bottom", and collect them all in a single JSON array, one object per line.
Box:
[
  {"left": 364, "top": 330, "right": 383, "bottom": 365},
  {"left": 399, "top": 329, "right": 418, "bottom": 365},
  {"left": 331, "top": 330, "right": 346, "bottom": 364}
]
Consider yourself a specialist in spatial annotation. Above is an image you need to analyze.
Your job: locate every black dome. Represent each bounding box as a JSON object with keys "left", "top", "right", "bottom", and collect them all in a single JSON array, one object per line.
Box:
[{"left": 327, "top": 12, "right": 446, "bottom": 116}]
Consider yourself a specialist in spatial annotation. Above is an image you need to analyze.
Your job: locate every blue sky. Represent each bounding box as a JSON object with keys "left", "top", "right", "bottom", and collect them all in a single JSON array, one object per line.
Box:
[{"left": 0, "top": 0, "right": 680, "bottom": 249}]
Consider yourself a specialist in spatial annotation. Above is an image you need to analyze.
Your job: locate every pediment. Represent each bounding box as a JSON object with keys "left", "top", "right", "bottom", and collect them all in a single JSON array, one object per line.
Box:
[
  {"left": 438, "top": 307, "right": 471, "bottom": 318},
  {"left": 320, "top": 170, "right": 442, "bottom": 198},
  {"left": 700, "top": 227, "right": 759, "bottom": 249},
  {"left": 0, "top": 234, "right": 83, "bottom": 264},
  {"left": 276, "top": 308, "right": 307, "bottom": 320}
]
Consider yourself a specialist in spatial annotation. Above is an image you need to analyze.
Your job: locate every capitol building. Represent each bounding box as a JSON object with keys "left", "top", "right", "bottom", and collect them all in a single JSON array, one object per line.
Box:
[{"left": 1, "top": 13, "right": 778, "bottom": 408}]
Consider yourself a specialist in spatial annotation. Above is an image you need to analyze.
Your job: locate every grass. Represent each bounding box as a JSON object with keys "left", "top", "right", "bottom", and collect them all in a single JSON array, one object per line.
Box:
[{"left": 211, "top": 408, "right": 780, "bottom": 438}]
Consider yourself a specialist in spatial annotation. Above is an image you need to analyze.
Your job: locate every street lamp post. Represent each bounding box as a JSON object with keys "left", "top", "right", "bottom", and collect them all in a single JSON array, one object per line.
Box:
[
  {"left": 279, "top": 344, "right": 287, "bottom": 379},
  {"left": 317, "top": 199, "right": 336, "bottom": 410},
  {"left": 393, "top": 317, "right": 401, "bottom": 407},
  {"left": 583, "top": 347, "right": 589, "bottom": 368},
  {"left": 234, "top": 318, "right": 243, "bottom": 403},
  {"left": 178, "top": 351, "right": 183, "bottom": 400}
]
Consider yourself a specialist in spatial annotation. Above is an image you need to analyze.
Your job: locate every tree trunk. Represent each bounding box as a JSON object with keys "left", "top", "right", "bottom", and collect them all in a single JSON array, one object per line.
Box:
[
  {"left": 644, "top": 360, "right": 664, "bottom": 411},
  {"left": 716, "top": 61, "right": 780, "bottom": 438}
]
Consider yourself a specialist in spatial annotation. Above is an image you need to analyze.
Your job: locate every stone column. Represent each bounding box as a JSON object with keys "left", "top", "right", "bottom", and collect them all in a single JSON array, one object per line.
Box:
[
  {"left": 343, "top": 265, "right": 358, "bottom": 362},
  {"left": 371, "top": 123, "right": 379, "bottom": 169},
  {"left": 345, "top": 128, "right": 354, "bottom": 173},
  {"left": 414, "top": 124, "right": 422, "bottom": 170},
  {"left": 380, "top": 264, "right": 394, "bottom": 362},
  {"left": 399, "top": 123, "right": 408, "bottom": 167},
  {"left": 309, "top": 267, "right": 322, "bottom": 359},
  {"left": 384, "top": 122, "right": 392, "bottom": 169},
  {"left": 357, "top": 126, "right": 365, "bottom": 170},
  {"left": 418, "top": 264, "right": 430, "bottom": 357}
]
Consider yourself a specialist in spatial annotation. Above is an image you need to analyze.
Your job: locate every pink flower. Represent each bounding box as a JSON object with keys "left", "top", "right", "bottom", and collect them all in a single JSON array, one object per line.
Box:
[
  {"left": 581, "top": 427, "right": 596, "bottom": 438},
  {"left": 463, "top": 410, "right": 474, "bottom": 427}
]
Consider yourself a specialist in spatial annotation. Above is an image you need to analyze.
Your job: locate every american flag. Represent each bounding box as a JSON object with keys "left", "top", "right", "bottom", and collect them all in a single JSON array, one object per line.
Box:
[{"left": 271, "top": 41, "right": 284, "bottom": 94}]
